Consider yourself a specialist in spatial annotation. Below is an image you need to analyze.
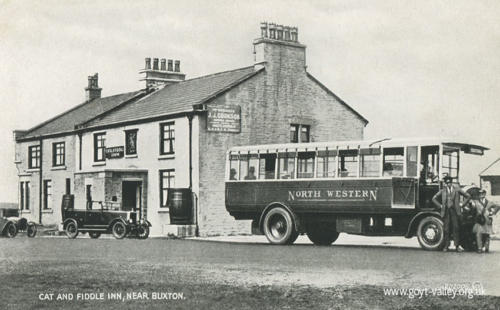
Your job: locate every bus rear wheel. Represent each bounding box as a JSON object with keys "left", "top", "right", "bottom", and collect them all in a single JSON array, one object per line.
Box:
[
  {"left": 306, "top": 223, "right": 339, "bottom": 246},
  {"left": 417, "top": 216, "right": 445, "bottom": 251},
  {"left": 263, "top": 207, "right": 298, "bottom": 245}
]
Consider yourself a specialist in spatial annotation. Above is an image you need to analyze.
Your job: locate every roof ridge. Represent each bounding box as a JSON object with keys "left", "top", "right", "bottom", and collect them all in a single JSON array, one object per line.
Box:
[
  {"left": 18, "top": 90, "right": 142, "bottom": 139},
  {"left": 198, "top": 67, "right": 264, "bottom": 106},
  {"left": 178, "top": 65, "right": 254, "bottom": 84}
]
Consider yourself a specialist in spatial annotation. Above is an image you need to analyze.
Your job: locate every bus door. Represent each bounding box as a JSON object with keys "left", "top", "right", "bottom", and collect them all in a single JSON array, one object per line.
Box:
[{"left": 419, "top": 145, "right": 440, "bottom": 209}]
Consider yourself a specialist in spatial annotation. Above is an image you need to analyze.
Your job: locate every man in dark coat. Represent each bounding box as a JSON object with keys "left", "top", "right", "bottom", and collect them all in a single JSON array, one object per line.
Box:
[{"left": 432, "top": 176, "right": 471, "bottom": 252}]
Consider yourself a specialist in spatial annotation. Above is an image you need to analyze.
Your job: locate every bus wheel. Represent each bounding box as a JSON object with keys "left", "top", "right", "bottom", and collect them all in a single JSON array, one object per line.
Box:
[
  {"left": 417, "top": 216, "right": 444, "bottom": 251},
  {"left": 263, "top": 207, "right": 298, "bottom": 245},
  {"left": 306, "top": 223, "right": 339, "bottom": 246}
]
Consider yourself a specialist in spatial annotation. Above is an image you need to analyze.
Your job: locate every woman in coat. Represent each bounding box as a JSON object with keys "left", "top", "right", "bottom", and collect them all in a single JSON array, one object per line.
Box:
[{"left": 471, "top": 189, "right": 500, "bottom": 253}]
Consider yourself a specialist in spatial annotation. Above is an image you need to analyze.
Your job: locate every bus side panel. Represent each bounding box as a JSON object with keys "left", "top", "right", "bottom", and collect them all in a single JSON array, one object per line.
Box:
[{"left": 226, "top": 179, "right": 418, "bottom": 217}]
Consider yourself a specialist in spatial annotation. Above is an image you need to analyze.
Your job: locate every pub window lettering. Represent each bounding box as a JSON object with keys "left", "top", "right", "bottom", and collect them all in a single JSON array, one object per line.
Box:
[
  {"left": 43, "top": 180, "right": 52, "bottom": 210},
  {"left": 28, "top": 145, "right": 41, "bottom": 169},
  {"left": 20, "top": 181, "right": 30, "bottom": 210},
  {"left": 94, "top": 132, "right": 106, "bottom": 162},
  {"left": 52, "top": 142, "right": 65, "bottom": 166},
  {"left": 159, "top": 169, "right": 175, "bottom": 208},
  {"left": 125, "top": 129, "right": 138, "bottom": 155},
  {"left": 290, "top": 124, "right": 310, "bottom": 143},
  {"left": 160, "top": 122, "right": 175, "bottom": 155}
]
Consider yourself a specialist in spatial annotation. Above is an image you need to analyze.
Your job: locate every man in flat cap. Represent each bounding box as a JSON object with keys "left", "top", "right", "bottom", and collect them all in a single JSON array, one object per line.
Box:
[{"left": 432, "top": 176, "right": 471, "bottom": 252}]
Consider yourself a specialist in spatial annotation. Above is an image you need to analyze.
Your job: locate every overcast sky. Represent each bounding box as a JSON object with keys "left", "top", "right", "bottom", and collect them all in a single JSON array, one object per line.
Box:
[{"left": 1, "top": 0, "right": 499, "bottom": 202}]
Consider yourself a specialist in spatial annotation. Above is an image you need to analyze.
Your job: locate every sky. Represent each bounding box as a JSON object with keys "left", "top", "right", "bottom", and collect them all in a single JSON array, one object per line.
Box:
[{"left": 0, "top": 0, "right": 499, "bottom": 202}]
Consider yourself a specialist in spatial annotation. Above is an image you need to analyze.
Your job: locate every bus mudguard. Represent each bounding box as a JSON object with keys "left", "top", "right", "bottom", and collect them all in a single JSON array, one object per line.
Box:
[{"left": 405, "top": 211, "right": 441, "bottom": 238}]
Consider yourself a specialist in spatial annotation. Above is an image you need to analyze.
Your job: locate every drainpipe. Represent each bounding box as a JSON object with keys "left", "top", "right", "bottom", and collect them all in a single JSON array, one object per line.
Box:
[
  {"left": 78, "top": 132, "right": 82, "bottom": 171},
  {"left": 38, "top": 137, "right": 43, "bottom": 224},
  {"left": 187, "top": 113, "right": 199, "bottom": 236},
  {"left": 188, "top": 114, "right": 193, "bottom": 189}
]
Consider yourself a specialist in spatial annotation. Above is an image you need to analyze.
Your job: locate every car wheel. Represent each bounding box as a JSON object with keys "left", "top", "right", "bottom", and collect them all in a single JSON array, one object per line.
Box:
[
  {"left": 137, "top": 224, "right": 150, "bottom": 239},
  {"left": 5, "top": 222, "right": 18, "bottom": 238},
  {"left": 89, "top": 232, "right": 101, "bottom": 239},
  {"left": 27, "top": 223, "right": 37, "bottom": 238},
  {"left": 262, "top": 207, "right": 298, "bottom": 245},
  {"left": 65, "top": 221, "right": 79, "bottom": 239},
  {"left": 112, "top": 221, "right": 128, "bottom": 239},
  {"left": 306, "top": 223, "right": 339, "bottom": 246},
  {"left": 417, "top": 216, "right": 445, "bottom": 251}
]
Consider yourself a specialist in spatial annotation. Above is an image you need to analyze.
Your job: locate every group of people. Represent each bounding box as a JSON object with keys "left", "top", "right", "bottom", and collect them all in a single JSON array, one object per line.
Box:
[{"left": 432, "top": 176, "right": 499, "bottom": 253}]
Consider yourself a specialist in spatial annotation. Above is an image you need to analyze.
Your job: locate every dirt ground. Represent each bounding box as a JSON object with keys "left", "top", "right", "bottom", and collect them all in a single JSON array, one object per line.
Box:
[{"left": 1, "top": 237, "right": 499, "bottom": 309}]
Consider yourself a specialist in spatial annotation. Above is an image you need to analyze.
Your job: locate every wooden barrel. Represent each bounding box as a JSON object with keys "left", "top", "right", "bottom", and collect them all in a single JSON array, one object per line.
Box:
[{"left": 167, "top": 188, "right": 193, "bottom": 224}]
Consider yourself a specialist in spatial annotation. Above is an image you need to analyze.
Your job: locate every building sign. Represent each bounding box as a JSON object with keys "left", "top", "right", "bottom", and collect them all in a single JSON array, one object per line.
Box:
[
  {"left": 105, "top": 146, "right": 124, "bottom": 159},
  {"left": 207, "top": 105, "right": 241, "bottom": 133}
]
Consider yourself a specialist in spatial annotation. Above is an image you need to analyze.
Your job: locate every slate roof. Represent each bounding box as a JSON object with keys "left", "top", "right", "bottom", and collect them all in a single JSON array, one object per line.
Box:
[
  {"left": 18, "top": 91, "right": 144, "bottom": 140},
  {"left": 81, "top": 66, "right": 261, "bottom": 128},
  {"left": 480, "top": 158, "right": 500, "bottom": 177}
]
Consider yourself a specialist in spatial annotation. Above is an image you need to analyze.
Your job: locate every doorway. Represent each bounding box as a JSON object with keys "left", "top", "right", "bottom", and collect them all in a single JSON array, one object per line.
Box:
[{"left": 122, "top": 181, "right": 142, "bottom": 214}]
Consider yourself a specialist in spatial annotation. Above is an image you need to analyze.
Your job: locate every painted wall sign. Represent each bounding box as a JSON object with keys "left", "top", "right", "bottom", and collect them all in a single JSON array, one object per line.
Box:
[
  {"left": 207, "top": 105, "right": 241, "bottom": 133},
  {"left": 105, "top": 146, "right": 124, "bottom": 159}
]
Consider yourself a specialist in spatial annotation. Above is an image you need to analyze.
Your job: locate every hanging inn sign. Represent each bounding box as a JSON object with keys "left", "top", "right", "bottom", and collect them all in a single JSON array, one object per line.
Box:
[{"left": 207, "top": 104, "right": 241, "bottom": 133}]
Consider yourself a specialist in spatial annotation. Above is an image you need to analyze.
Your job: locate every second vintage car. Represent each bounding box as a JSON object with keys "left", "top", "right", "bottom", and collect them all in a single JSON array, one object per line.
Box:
[
  {"left": 0, "top": 205, "right": 37, "bottom": 238},
  {"left": 61, "top": 195, "right": 151, "bottom": 239}
]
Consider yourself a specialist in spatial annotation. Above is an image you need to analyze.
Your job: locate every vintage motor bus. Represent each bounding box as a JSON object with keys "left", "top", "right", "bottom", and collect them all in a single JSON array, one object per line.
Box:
[{"left": 225, "top": 138, "right": 488, "bottom": 250}]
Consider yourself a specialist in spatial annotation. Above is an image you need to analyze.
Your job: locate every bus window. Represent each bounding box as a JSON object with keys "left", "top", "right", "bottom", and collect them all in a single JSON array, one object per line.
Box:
[
  {"left": 229, "top": 154, "right": 239, "bottom": 180},
  {"left": 338, "top": 150, "right": 358, "bottom": 177},
  {"left": 420, "top": 146, "right": 440, "bottom": 184},
  {"left": 240, "top": 154, "right": 259, "bottom": 180},
  {"left": 259, "top": 153, "right": 277, "bottom": 179},
  {"left": 383, "top": 147, "right": 404, "bottom": 176},
  {"left": 317, "top": 150, "right": 336, "bottom": 178},
  {"left": 406, "top": 146, "right": 418, "bottom": 177},
  {"left": 442, "top": 148, "right": 459, "bottom": 179},
  {"left": 360, "top": 148, "right": 380, "bottom": 177},
  {"left": 278, "top": 152, "right": 296, "bottom": 179},
  {"left": 298, "top": 152, "right": 315, "bottom": 178}
]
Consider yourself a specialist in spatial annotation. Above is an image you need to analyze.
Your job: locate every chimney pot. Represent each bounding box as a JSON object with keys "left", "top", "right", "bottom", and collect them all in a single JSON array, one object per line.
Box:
[
  {"left": 260, "top": 22, "right": 268, "bottom": 38},
  {"left": 145, "top": 57, "right": 151, "bottom": 70},
  {"left": 167, "top": 59, "right": 173, "bottom": 71},
  {"left": 160, "top": 58, "right": 166, "bottom": 71},
  {"left": 174, "top": 60, "right": 180, "bottom": 72},
  {"left": 269, "top": 23, "right": 276, "bottom": 39},
  {"left": 276, "top": 25, "right": 283, "bottom": 40},
  {"left": 284, "top": 26, "right": 291, "bottom": 41},
  {"left": 153, "top": 58, "right": 159, "bottom": 70}
]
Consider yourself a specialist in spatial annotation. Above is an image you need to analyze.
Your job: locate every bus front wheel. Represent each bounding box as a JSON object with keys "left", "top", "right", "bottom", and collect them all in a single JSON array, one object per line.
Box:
[
  {"left": 262, "top": 207, "right": 298, "bottom": 245},
  {"left": 417, "top": 216, "right": 445, "bottom": 251},
  {"left": 306, "top": 223, "right": 339, "bottom": 246}
]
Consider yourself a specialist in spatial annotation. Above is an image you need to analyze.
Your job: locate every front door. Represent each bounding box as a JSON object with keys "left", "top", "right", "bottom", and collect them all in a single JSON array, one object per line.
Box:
[{"left": 122, "top": 181, "right": 142, "bottom": 212}]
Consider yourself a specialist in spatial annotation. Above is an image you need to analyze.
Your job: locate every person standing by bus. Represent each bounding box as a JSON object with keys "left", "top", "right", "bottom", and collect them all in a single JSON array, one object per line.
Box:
[
  {"left": 471, "top": 189, "right": 500, "bottom": 253},
  {"left": 432, "top": 176, "right": 471, "bottom": 252}
]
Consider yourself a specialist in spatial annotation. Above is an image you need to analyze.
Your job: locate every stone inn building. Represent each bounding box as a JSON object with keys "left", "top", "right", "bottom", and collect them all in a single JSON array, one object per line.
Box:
[{"left": 13, "top": 23, "right": 368, "bottom": 236}]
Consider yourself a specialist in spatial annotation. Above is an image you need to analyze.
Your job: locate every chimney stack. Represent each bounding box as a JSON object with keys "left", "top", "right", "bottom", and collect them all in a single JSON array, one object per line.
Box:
[
  {"left": 253, "top": 22, "right": 305, "bottom": 71},
  {"left": 140, "top": 57, "right": 186, "bottom": 89},
  {"left": 85, "top": 73, "right": 102, "bottom": 101}
]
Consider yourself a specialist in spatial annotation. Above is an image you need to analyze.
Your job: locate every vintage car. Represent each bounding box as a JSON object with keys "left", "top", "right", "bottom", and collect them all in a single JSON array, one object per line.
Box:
[
  {"left": 0, "top": 206, "right": 37, "bottom": 238},
  {"left": 61, "top": 194, "right": 151, "bottom": 239}
]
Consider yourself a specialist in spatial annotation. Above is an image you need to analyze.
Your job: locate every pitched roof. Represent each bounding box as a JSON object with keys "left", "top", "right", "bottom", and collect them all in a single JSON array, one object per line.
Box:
[
  {"left": 480, "top": 158, "right": 500, "bottom": 176},
  {"left": 18, "top": 91, "right": 144, "bottom": 140},
  {"left": 81, "top": 66, "right": 261, "bottom": 128}
]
